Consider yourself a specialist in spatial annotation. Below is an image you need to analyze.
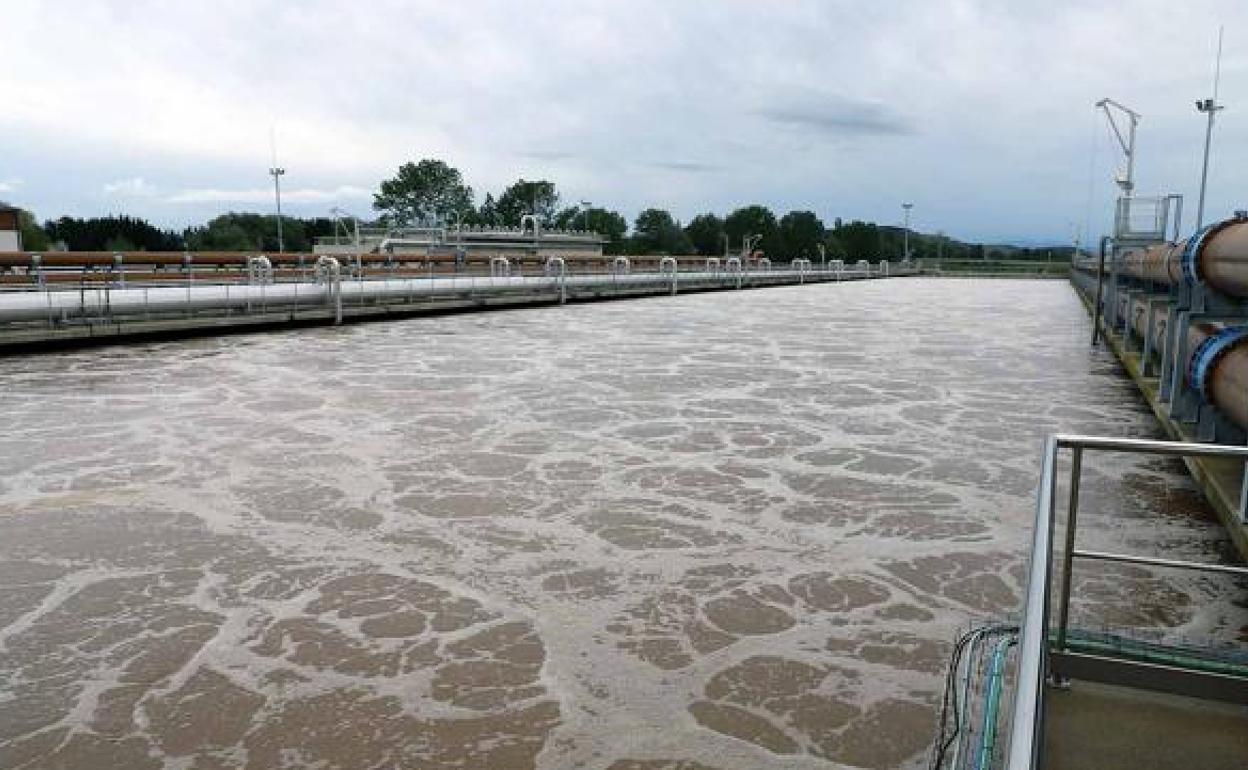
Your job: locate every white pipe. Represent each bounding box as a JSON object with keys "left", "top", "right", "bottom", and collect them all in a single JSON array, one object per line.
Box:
[{"left": 0, "top": 269, "right": 873, "bottom": 324}]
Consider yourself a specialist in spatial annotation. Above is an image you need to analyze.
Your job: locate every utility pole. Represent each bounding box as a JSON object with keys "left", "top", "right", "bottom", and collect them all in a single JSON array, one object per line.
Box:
[
  {"left": 269, "top": 128, "right": 285, "bottom": 253},
  {"left": 902, "top": 203, "right": 913, "bottom": 261},
  {"left": 269, "top": 166, "right": 285, "bottom": 252},
  {"left": 1196, "top": 26, "right": 1225, "bottom": 229}
]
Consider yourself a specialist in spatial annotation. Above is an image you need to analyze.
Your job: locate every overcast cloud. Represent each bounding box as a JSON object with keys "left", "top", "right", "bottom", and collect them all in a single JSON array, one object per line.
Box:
[{"left": 3, "top": 0, "right": 1246, "bottom": 243}]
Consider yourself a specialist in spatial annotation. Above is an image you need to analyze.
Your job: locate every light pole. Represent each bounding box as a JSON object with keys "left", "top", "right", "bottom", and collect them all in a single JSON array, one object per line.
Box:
[
  {"left": 580, "top": 200, "right": 592, "bottom": 231},
  {"left": 1196, "top": 26, "right": 1225, "bottom": 229},
  {"left": 269, "top": 166, "right": 286, "bottom": 253},
  {"left": 902, "top": 203, "right": 913, "bottom": 261}
]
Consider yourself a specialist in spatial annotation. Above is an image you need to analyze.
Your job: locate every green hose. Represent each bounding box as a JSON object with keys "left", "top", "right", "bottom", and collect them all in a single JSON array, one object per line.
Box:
[
  {"left": 1063, "top": 633, "right": 1248, "bottom": 678},
  {"left": 974, "top": 636, "right": 1017, "bottom": 770}
]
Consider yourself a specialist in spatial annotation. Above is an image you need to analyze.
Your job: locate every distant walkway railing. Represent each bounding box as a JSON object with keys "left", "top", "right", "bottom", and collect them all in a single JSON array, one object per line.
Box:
[{"left": 0, "top": 262, "right": 917, "bottom": 335}]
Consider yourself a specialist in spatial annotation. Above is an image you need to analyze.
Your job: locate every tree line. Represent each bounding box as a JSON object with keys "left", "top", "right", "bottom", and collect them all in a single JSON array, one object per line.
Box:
[{"left": 6, "top": 157, "right": 1074, "bottom": 261}]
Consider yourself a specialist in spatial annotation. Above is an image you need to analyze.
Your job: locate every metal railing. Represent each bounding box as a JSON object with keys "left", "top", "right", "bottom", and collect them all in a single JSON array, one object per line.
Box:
[
  {"left": 0, "top": 264, "right": 919, "bottom": 330},
  {"left": 1005, "top": 434, "right": 1248, "bottom": 770}
]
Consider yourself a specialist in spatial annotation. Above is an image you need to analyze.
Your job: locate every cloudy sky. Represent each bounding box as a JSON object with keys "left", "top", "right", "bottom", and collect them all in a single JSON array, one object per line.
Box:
[{"left": 3, "top": 0, "right": 1245, "bottom": 244}]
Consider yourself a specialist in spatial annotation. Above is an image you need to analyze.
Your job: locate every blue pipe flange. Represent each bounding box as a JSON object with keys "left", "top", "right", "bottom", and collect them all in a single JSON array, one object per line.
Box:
[
  {"left": 1179, "top": 224, "right": 1216, "bottom": 285},
  {"left": 1187, "top": 325, "right": 1248, "bottom": 402}
]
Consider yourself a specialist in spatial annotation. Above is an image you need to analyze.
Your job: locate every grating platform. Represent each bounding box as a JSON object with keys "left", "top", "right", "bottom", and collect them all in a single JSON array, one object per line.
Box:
[{"left": 1042, "top": 679, "right": 1248, "bottom": 770}]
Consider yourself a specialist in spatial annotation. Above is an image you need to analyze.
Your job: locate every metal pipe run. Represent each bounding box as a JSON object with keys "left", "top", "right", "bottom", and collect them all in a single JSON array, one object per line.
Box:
[
  {"left": 0, "top": 269, "right": 881, "bottom": 326},
  {"left": 1118, "top": 295, "right": 1248, "bottom": 429},
  {"left": 1120, "top": 213, "right": 1248, "bottom": 296}
]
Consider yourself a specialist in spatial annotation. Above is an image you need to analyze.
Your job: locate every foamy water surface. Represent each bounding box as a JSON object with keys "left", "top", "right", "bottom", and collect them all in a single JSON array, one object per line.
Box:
[{"left": 1, "top": 278, "right": 1244, "bottom": 769}]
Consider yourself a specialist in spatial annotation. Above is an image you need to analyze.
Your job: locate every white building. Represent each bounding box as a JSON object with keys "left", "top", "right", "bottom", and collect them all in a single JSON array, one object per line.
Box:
[{"left": 0, "top": 203, "right": 21, "bottom": 252}]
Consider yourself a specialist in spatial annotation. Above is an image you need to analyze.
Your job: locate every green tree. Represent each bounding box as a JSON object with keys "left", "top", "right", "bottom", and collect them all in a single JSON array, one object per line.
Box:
[
  {"left": 831, "top": 220, "right": 881, "bottom": 259},
  {"left": 822, "top": 233, "right": 848, "bottom": 260},
  {"left": 182, "top": 213, "right": 313, "bottom": 252},
  {"left": 493, "top": 179, "right": 559, "bottom": 226},
  {"left": 44, "top": 215, "right": 181, "bottom": 251},
  {"left": 684, "top": 213, "right": 725, "bottom": 256},
  {"left": 17, "top": 210, "right": 50, "bottom": 251},
  {"left": 466, "top": 193, "right": 499, "bottom": 226},
  {"left": 104, "top": 234, "right": 137, "bottom": 251},
  {"left": 184, "top": 215, "right": 258, "bottom": 251},
  {"left": 778, "top": 210, "right": 825, "bottom": 260},
  {"left": 723, "top": 205, "right": 780, "bottom": 257},
  {"left": 878, "top": 226, "right": 906, "bottom": 260},
  {"left": 552, "top": 205, "right": 628, "bottom": 250},
  {"left": 553, "top": 206, "right": 585, "bottom": 229},
  {"left": 630, "top": 208, "right": 693, "bottom": 255},
  {"left": 588, "top": 209, "right": 629, "bottom": 254},
  {"left": 373, "top": 159, "right": 474, "bottom": 226}
]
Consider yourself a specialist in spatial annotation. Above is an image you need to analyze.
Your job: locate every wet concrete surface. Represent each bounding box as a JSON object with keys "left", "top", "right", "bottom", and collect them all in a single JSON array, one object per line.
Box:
[{"left": 1, "top": 278, "right": 1244, "bottom": 769}]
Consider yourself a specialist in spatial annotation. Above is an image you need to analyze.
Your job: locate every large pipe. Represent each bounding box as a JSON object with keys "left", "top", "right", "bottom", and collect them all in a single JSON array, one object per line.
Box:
[
  {"left": 1111, "top": 288, "right": 1248, "bottom": 430},
  {"left": 1119, "top": 214, "right": 1248, "bottom": 296},
  {"left": 1188, "top": 323, "right": 1248, "bottom": 429}
]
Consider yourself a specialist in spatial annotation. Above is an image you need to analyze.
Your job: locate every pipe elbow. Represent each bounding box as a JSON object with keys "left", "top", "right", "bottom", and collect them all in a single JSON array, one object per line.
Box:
[{"left": 1187, "top": 325, "right": 1248, "bottom": 402}]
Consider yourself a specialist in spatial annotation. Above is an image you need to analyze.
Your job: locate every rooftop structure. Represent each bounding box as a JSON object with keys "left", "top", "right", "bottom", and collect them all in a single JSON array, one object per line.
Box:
[
  {"left": 0, "top": 201, "right": 21, "bottom": 252},
  {"left": 313, "top": 221, "right": 605, "bottom": 262}
]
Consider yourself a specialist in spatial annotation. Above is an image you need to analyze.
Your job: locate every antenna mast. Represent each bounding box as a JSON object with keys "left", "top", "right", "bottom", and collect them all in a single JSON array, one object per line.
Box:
[{"left": 1195, "top": 26, "right": 1226, "bottom": 229}]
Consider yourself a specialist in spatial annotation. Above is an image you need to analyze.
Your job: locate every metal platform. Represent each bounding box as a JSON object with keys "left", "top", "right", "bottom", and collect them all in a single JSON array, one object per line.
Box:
[
  {"left": 929, "top": 435, "right": 1248, "bottom": 770},
  {"left": 1044, "top": 680, "right": 1248, "bottom": 770}
]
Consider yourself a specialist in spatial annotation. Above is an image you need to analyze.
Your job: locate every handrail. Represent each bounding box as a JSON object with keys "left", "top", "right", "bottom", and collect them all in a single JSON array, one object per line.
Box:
[
  {"left": 1004, "top": 433, "right": 1248, "bottom": 770},
  {"left": 1004, "top": 435, "right": 1057, "bottom": 770},
  {"left": 1072, "top": 547, "right": 1248, "bottom": 576}
]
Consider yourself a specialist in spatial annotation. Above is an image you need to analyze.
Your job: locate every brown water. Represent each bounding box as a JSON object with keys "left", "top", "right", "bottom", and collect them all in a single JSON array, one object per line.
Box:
[{"left": 1, "top": 278, "right": 1244, "bottom": 770}]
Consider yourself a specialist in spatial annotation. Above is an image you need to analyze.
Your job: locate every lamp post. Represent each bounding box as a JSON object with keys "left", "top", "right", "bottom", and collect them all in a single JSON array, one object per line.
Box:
[
  {"left": 902, "top": 203, "right": 913, "bottom": 261},
  {"left": 1195, "top": 26, "right": 1225, "bottom": 229},
  {"left": 269, "top": 166, "right": 286, "bottom": 253}
]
